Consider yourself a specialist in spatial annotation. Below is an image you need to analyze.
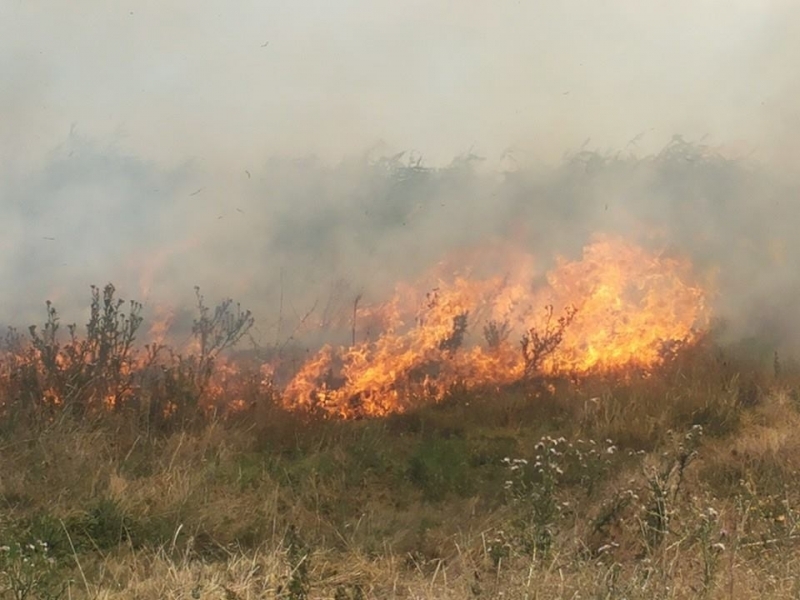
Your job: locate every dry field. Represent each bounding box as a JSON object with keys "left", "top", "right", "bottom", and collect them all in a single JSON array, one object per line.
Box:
[{"left": 1, "top": 268, "right": 800, "bottom": 599}]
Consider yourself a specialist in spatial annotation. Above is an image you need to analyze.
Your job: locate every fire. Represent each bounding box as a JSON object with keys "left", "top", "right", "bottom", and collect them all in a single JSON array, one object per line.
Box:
[
  {"left": 0, "top": 234, "right": 711, "bottom": 424},
  {"left": 545, "top": 237, "right": 708, "bottom": 372},
  {"left": 282, "top": 235, "right": 711, "bottom": 418}
]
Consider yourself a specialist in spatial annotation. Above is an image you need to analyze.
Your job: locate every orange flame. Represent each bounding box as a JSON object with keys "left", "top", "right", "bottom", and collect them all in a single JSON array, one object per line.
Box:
[
  {"left": 282, "top": 235, "right": 711, "bottom": 418},
  {"left": 0, "top": 234, "right": 712, "bottom": 423}
]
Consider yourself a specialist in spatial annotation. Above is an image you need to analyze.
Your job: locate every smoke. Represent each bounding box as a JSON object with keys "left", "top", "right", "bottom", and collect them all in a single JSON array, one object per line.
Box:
[{"left": 1, "top": 2, "right": 799, "bottom": 355}]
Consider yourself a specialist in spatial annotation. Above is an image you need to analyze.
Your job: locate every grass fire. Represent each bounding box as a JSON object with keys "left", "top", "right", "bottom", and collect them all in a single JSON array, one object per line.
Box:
[
  {"left": 283, "top": 234, "right": 710, "bottom": 418},
  {"left": 4, "top": 207, "right": 800, "bottom": 597},
  {"left": 0, "top": 234, "right": 711, "bottom": 424},
  {"left": 4, "top": 1, "right": 800, "bottom": 597}
]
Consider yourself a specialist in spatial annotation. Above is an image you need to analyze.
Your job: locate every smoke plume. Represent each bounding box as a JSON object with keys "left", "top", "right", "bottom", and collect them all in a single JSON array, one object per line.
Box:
[{"left": 1, "top": 1, "right": 798, "bottom": 356}]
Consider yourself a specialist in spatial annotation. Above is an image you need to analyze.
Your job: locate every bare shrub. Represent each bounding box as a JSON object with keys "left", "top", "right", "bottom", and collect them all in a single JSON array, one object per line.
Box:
[
  {"left": 0, "top": 284, "right": 256, "bottom": 434},
  {"left": 521, "top": 305, "right": 578, "bottom": 377}
]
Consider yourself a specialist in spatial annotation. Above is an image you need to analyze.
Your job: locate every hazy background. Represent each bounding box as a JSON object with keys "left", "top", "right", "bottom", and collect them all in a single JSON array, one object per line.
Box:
[{"left": 1, "top": 1, "right": 798, "bottom": 353}]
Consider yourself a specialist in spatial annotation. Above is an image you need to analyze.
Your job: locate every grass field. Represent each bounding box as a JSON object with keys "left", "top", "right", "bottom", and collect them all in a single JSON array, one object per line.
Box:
[{"left": 2, "top": 298, "right": 800, "bottom": 600}]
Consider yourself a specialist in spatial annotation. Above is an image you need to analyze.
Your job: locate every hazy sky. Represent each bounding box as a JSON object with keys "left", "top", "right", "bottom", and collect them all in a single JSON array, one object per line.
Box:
[
  {"left": 1, "top": 1, "right": 798, "bottom": 344},
  {"left": 1, "top": 1, "right": 796, "bottom": 169}
]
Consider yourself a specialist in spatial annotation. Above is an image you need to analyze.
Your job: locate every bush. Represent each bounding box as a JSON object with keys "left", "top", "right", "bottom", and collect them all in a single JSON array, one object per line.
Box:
[{"left": 0, "top": 284, "right": 255, "bottom": 435}]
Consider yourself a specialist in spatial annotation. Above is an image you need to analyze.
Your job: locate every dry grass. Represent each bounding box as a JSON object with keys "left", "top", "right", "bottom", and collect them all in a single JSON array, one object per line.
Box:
[{"left": 3, "top": 338, "right": 800, "bottom": 599}]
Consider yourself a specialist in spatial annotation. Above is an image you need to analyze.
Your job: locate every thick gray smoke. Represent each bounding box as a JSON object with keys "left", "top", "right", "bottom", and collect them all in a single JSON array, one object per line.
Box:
[{"left": 1, "top": 2, "right": 798, "bottom": 357}]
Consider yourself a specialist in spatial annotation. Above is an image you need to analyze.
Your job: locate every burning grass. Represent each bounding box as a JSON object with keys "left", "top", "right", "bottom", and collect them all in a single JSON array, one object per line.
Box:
[
  {"left": 2, "top": 234, "right": 800, "bottom": 598},
  {"left": 283, "top": 234, "right": 711, "bottom": 418},
  {"left": 1, "top": 234, "right": 711, "bottom": 428},
  {"left": 1, "top": 342, "right": 800, "bottom": 599}
]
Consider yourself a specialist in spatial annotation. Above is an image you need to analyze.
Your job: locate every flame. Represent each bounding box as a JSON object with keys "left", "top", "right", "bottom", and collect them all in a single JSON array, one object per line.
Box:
[
  {"left": 282, "top": 235, "right": 711, "bottom": 418},
  {"left": 545, "top": 237, "right": 708, "bottom": 372},
  {"left": 0, "top": 233, "right": 712, "bottom": 423}
]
